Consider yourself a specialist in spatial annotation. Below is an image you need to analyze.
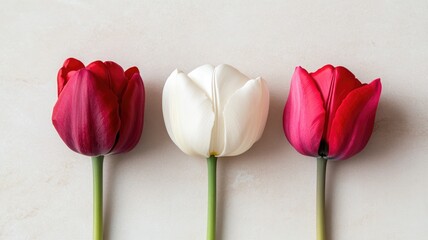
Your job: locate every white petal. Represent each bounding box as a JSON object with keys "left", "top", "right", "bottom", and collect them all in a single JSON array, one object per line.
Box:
[
  {"left": 162, "top": 69, "right": 215, "bottom": 157},
  {"left": 219, "top": 78, "right": 270, "bottom": 157},
  {"left": 163, "top": 70, "right": 179, "bottom": 144},
  {"left": 214, "top": 64, "right": 249, "bottom": 109},
  {"left": 210, "top": 64, "right": 250, "bottom": 154},
  {"left": 188, "top": 64, "right": 215, "bottom": 100}
]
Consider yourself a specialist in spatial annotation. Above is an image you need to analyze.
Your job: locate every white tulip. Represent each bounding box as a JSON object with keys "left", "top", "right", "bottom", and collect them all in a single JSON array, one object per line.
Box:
[{"left": 162, "top": 64, "right": 270, "bottom": 158}]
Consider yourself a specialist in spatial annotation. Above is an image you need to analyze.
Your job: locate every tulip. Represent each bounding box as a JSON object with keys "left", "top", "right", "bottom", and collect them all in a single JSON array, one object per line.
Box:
[
  {"left": 162, "top": 64, "right": 269, "bottom": 240},
  {"left": 53, "top": 58, "right": 145, "bottom": 156},
  {"left": 283, "top": 65, "right": 381, "bottom": 240},
  {"left": 283, "top": 65, "right": 381, "bottom": 160},
  {"left": 52, "top": 58, "right": 145, "bottom": 240}
]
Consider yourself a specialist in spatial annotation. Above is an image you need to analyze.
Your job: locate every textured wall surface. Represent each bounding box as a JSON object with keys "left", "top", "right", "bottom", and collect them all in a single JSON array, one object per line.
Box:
[{"left": 1, "top": 0, "right": 427, "bottom": 239}]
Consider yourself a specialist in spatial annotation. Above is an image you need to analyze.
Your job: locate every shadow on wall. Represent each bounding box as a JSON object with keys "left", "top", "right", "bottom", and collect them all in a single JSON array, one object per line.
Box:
[
  {"left": 358, "top": 96, "right": 409, "bottom": 163},
  {"left": 325, "top": 97, "right": 407, "bottom": 240}
]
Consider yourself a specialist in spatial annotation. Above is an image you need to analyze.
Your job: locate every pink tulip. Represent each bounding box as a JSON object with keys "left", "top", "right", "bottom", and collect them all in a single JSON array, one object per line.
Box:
[
  {"left": 283, "top": 65, "right": 381, "bottom": 160},
  {"left": 52, "top": 58, "right": 145, "bottom": 156}
]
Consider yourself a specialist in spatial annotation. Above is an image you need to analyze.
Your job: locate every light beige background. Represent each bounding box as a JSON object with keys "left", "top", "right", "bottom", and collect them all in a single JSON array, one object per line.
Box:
[{"left": 1, "top": 0, "right": 427, "bottom": 239}]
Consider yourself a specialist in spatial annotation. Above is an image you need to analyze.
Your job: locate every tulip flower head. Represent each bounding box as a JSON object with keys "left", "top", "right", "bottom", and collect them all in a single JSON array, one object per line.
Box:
[
  {"left": 283, "top": 65, "right": 382, "bottom": 160},
  {"left": 52, "top": 58, "right": 145, "bottom": 156},
  {"left": 162, "top": 64, "right": 270, "bottom": 158}
]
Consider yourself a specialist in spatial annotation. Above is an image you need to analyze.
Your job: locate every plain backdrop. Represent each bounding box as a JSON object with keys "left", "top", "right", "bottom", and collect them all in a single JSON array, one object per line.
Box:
[{"left": 1, "top": 0, "right": 427, "bottom": 239}]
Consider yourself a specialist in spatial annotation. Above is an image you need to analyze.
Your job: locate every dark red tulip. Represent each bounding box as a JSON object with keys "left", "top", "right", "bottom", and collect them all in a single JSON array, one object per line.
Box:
[
  {"left": 52, "top": 58, "right": 145, "bottom": 156},
  {"left": 283, "top": 65, "right": 381, "bottom": 160}
]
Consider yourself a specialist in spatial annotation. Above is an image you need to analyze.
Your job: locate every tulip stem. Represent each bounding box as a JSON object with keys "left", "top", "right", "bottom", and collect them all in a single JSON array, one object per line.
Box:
[
  {"left": 207, "top": 155, "right": 217, "bottom": 240},
  {"left": 92, "top": 156, "right": 104, "bottom": 240},
  {"left": 316, "top": 157, "right": 327, "bottom": 240}
]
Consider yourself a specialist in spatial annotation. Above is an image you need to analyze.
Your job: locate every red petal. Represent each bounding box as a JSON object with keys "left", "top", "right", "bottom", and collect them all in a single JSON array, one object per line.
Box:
[
  {"left": 57, "top": 58, "right": 84, "bottom": 96},
  {"left": 86, "top": 61, "right": 109, "bottom": 84},
  {"left": 311, "top": 65, "right": 363, "bottom": 139},
  {"left": 86, "top": 61, "right": 127, "bottom": 100},
  {"left": 110, "top": 72, "right": 145, "bottom": 154},
  {"left": 105, "top": 61, "right": 127, "bottom": 99},
  {"left": 52, "top": 69, "right": 121, "bottom": 156},
  {"left": 327, "top": 79, "right": 382, "bottom": 160},
  {"left": 125, "top": 66, "right": 140, "bottom": 80},
  {"left": 283, "top": 67, "right": 326, "bottom": 156}
]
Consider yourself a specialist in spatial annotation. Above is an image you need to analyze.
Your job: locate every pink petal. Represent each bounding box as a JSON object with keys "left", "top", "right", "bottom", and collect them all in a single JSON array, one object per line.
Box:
[
  {"left": 110, "top": 71, "right": 145, "bottom": 154},
  {"left": 283, "top": 67, "right": 326, "bottom": 156},
  {"left": 327, "top": 79, "right": 382, "bottom": 160},
  {"left": 57, "top": 58, "right": 84, "bottom": 96},
  {"left": 311, "top": 65, "right": 363, "bottom": 138},
  {"left": 310, "top": 64, "right": 335, "bottom": 103},
  {"left": 52, "top": 69, "right": 120, "bottom": 156}
]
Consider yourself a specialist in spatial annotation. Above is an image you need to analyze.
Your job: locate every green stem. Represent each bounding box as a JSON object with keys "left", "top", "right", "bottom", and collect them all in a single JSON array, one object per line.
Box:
[
  {"left": 207, "top": 155, "right": 217, "bottom": 240},
  {"left": 92, "top": 156, "right": 104, "bottom": 240},
  {"left": 316, "top": 157, "right": 327, "bottom": 240}
]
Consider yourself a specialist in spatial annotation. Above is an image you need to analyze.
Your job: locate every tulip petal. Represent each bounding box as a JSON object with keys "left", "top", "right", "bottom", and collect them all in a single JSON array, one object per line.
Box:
[
  {"left": 125, "top": 67, "right": 140, "bottom": 80},
  {"left": 52, "top": 69, "right": 120, "bottom": 156},
  {"left": 105, "top": 61, "right": 127, "bottom": 99},
  {"left": 57, "top": 58, "right": 84, "bottom": 96},
  {"left": 328, "top": 79, "right": 382, "bottom": 160},
  {"left": 162, "top": 71, "right": 178, "bottom": 145},
  {"left": 283, "top": 67, "right": 326, "bottom": 156},
  {"left": 188, "top": 64, "right": 215, "bottom": 100},
  {"left": 310, "top": 64, "right": 335, "bottom": 104},
  {"left": 86, "top": 61, "right": 109, "bottom": 84},
  {"left": 220, "top": 78, "right": 269, "bottom": 156},
  {"left": 311, "top": 65, "right": 363, "bottom": 138},
  {"left": 214, "top": 64, "right": 249, "bottom": 108},
  {"left": 87, "top": 61, "right": 127, "bottom": 100},
  {"left": 162, "top": 70, "right": 215, "bottom": 157},
  {"left": 210, "top": 64, "right": 249, "bottom": 154},
  {"left": 110, "top": 71, "right": 145, "bottom": 154}
]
